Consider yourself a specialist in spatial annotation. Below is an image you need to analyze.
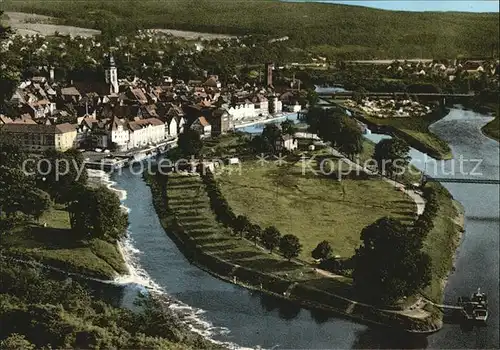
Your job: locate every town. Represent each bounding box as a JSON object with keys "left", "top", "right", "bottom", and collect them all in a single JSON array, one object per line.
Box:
[{"left": 0, "top": 57, "right": 294, "bottom": 154}]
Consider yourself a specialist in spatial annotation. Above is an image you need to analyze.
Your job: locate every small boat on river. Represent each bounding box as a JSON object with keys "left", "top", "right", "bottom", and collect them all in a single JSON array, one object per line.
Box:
[{"left": 457, "top": 288, "right": 488, "bottom": 322}]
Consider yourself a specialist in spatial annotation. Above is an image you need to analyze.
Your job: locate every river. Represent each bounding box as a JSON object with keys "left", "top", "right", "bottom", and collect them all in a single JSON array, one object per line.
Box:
[{"left": 105, "top": 106, "right": 498, "bottom": 349}]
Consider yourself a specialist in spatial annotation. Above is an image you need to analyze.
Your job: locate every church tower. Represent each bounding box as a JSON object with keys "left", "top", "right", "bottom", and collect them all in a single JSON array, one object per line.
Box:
[
  {"left": 265, "top": 62, "right": 274, "bottom": 88},
  {"left": 105, "top": 54, "right": 119, "bottom": 95}
]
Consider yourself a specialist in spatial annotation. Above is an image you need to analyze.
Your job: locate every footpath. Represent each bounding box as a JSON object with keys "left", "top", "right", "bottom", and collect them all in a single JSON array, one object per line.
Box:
[{"left": 328, "top": 147, "right": 426, "bottom": 215}]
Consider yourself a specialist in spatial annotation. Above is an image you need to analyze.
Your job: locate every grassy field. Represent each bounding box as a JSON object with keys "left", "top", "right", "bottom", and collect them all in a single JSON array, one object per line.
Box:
[
  {"left": 217, "top": 157, "right": 417, "bottom": 261},
  {"left": 3, "top": 0, "right": 498, "bottom": 58},
  {"left": 2, "top": 207, "right": 127, "bottom": 279},
  {"left": 165, "top": 173, "right": 320, "bottom": 282}
]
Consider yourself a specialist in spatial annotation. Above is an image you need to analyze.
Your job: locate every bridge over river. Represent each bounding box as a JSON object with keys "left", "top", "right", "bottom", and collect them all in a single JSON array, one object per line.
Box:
[{"left": 422, "top": 175, "right": 500, "bottom": 185}]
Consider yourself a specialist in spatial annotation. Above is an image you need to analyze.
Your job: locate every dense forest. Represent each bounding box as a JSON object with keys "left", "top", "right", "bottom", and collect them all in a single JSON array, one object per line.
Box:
[{"left": 3, "top": 0, "right": 499, "bottom": 59}]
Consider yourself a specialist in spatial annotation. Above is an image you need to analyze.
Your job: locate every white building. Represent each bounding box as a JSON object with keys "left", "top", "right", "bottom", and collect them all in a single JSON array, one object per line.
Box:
[
  {"left": 108, "top": 117, "right": 129, "bottom": 150},
  {"left": 228, "top": 102, "right": 256, "bottom": 121},
  {"left": 166, "top": 116, "right": 178, "bottom": 139},
  {"left": 127, "top": 118, "right": 165, "bottom": 149},
  {"left": 275, "top": 134, "right": 298, "bottom": 152},
  {"left": 252, "top": 94, "right": 269, "bottom": 117},
  {"left": 269, "top": 95, "right": 283, "bottom": 115}
]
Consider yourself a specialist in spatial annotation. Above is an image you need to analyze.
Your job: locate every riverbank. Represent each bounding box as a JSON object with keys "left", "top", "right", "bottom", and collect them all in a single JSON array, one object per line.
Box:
[
  {"left": 1, "top": 207, "right": 127, "bottom": 280},
  {"left": 421, "top": 183, "right": 465, "bottom": 303},
  {"left": 146, "top": 170, "right": 444, "bottom": 333}
]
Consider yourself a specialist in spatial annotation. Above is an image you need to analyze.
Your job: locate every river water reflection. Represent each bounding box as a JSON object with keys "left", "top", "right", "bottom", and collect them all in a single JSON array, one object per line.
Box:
[{"left": 109, "top": 107, "right": 498, "bottom": 348}]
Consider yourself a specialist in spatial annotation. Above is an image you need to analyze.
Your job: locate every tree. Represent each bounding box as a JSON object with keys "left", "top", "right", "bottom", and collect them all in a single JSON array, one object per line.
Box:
[
  {"left": 306, "top": 89, "right": 319, "bottom": 108},
  {"left": 0, "top": 165, "right": 35, "bottom": 217},
  {"left": 0, "top": 15, "right": 19, "bottom": 105},
  {"left": 250, "top": 135, "right": 272, "bottom": 154},
  {"left": 304, "top": 107, "right": 324, "bottom": 134},
  {"left": 337, "top": 117, "right": 364, "bottom": 159},
  {"left": 0, "top": 334, "right": 36, "bottom": 350},
  {"left": 373, "top": 137, "right": 410, "bottom": 179},
  {"left": 177, "top": 129, "right": 203, "bottom": 158},
  {"left": 261, "top": 226, "right": 281, "bottom": 253},
  {"left": 246, "top": 224, "right": 262, "bottom": 246},
  {"left": 310, "top": 108, "right": 345, "bottom": 147},
  {"left": 279, "top": 234, "right": 302, "bottom": 261},
  {"left": 234, "top": 215, "right": 250, "bottom": 239},
  {"left": 69, "top": 186, "right": 128, "bottom": 241},
  {"left": 22, "top": 189, "right": 52, "bottom": 221},
  {"left": 311, "top": 240, "right": 333, "bottom": 261},
  {"left": 261, "top": 124, "right": 282, "bottom": 153},
  {"left": 352, "top": 217, "right": 431, "bottom": 304},
  {"left": 37, "top": 149, "right": 88, "bottom": 203},
  {"left": 0, "top": 143, "right": 28, "bottom": 169},
  {"left": 280, "top": 119, "right": 296, "bottom": 136}
]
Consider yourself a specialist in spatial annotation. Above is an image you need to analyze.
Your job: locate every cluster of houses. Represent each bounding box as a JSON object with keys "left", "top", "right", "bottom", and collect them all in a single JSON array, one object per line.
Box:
[
  {"left": 385, "top": 59, "right": 499, "bottom": 80},
  {"left": 0, "top": 56, "right": 303, "bottom": 152},
  {"left": 344, "top": 98, "right": 431, "bottom": 118}
]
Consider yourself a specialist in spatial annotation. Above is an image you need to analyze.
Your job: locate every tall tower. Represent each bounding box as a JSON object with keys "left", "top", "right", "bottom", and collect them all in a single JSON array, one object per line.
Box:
[
  {"left": 265, "top": 62, "right": 274, "bottom": 88},
  {"left": 105, "top": 54, "right": 119, "bottom": 95}
]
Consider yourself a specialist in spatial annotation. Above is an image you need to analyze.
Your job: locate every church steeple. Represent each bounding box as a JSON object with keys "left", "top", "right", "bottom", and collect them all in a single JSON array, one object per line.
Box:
[{"left": 105, "top": 53, "right": 119, "bottom": 95}]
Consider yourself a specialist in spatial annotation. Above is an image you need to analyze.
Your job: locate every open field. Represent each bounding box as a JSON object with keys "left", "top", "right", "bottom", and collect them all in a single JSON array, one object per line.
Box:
[
  {"left": 4, "top": 11, "right": 101, "bottom": 37},
  {"left": 154, "top": 28, "right": 235, "bottom": 40},
  {"left": 1, "top": 207, "right": 127, "bottom": 279},
  {"left": 217, "top": 158, "right": 417, "bottom": 261},
  {"left": 3, "top": 0, "right": 498, "bottom": 57}
]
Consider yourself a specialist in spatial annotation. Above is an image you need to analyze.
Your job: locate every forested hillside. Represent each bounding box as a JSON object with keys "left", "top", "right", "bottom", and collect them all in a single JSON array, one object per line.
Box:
[{"left": 3, "top": 0, "right": 499, "bottom": 58}]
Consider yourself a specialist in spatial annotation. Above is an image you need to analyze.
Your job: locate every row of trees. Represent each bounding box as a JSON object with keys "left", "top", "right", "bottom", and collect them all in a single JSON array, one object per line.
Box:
[
  {"left": 353, "top": 140, "right": 440, "bottom": 304},
  {"left": 200, "top": 168, "right": 303, "bottom": 261}
]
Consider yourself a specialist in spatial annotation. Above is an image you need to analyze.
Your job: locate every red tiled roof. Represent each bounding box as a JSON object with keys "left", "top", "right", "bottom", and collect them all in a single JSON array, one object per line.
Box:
[{"left": 198, "top": 116, "right": 210, "bottom": 127}]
